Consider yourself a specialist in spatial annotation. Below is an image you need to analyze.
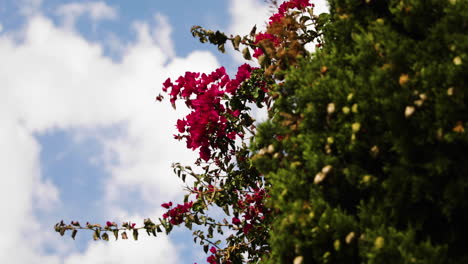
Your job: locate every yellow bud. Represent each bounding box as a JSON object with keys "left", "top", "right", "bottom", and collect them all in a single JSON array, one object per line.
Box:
[
  {"left": 258, "top": 148, "right": 266, "bottom": 155},
  {"left": 447, "top": 87, "right": 454, "bottom": 96},
  {"left": 399, "top": 74, "right": 409, "bottom": 86},
  {"left": 347, "top": 93, "right": 354, "bottom": 101},
  {"left": 352, "top": 104, "right": 358, "bottom": 113},
  {"left": 327, "top": 103, "right": 336, "bottom": 114},
  {"left": 374, "top": 236, "right": 385, "bottom": 249},
  {"left": 405, "top": 106, "right": 415, "bottom": 118},
  {"left": 322, "top": 165, "right": 333, "bottom": 174},
  {"left": 370, "top": 145, "right": 379, "bottom": 157},
  {"left": 325, "top": 144, "right": 332, "bottom": 154},
  {"left": 314, "top": 172, "right": 326, "bottom": 184},
  {"left": 352, "top": 122, "right": 361, "bottom": 133},
  {"left": 453, "top": 121, "right": 464, "bottom": 133},
  {"left": 362, "top": 175, "right": 372, "bottom": 184},
  {"left": 308, "top": 211, "right": 315, "bottom": 219},
  {"left": 267, "top": 144, "right": 275, "bottom": 153},
  {"left": 334, "top": 239, "right": 341, "bottom": 251},
  {"left": 327, "top": 137, "right": 334, "bottom": 144},
  {"left": 293, "top": 256, "right": 304, "bottom": 264},
  {"left": 414, "top": 99, "right": 424, "bottom": 107},
  {"left": 453, "top": 56, "right": 462, "bottom": 65},
  {"left": 346, "top": 232, "right": 355, "bottom": 244},
  {"left": 342, "top": 106, "right": 350, "bottom": 114}
]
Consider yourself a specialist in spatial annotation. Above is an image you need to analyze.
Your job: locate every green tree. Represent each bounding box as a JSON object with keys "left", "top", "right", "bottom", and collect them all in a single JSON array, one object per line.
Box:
[
  {"left": 252, "top": 0, "right": 468, "bottom": 263},
  {"left": 57, "top": 1, "right": 468, "bottom": 263}
]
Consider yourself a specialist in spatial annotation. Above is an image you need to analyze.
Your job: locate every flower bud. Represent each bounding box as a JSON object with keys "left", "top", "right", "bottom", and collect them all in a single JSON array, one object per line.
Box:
[
  {"left": 327, "top": 103, "right": 335, "bottom": 114},
  {"left": 405, "top": 106, "right": 415, "bottom": 118}
]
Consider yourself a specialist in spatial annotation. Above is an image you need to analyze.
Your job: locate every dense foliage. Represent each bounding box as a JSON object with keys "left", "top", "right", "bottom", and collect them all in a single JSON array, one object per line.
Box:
[
  {"left": 56, "top": 0, "right": 468, "bottom": 263},
  {"left": 253, "top": 0, "right": 468, "bottom": 263}
]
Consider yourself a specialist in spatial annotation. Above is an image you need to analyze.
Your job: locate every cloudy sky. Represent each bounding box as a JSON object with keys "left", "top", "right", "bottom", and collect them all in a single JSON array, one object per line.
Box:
[{"left": 0, "top": 0, "right": 328, "bottom": 263}]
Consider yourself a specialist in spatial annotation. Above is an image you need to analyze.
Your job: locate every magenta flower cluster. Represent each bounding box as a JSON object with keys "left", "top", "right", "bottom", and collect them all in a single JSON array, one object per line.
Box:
[
  {"left": 278, "top": 0, "right": 313, "bottom": 15},
  {"left": 234, "top": 187, "right": 269, "bottom": 235},
  {"left": 253, "top": 0, "right": 313, "bottom": 58},
  {"left": 162, "top": 64, "right": 254, "bottom": 161},
  {"left": 162, "top": 201, "right": 194, "bottom": 225}
]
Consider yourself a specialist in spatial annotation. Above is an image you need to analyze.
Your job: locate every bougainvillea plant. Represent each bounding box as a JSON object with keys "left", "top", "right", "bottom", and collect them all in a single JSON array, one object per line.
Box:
[{"left": 55, "top": 1, "right": 325, "bottom": 263}]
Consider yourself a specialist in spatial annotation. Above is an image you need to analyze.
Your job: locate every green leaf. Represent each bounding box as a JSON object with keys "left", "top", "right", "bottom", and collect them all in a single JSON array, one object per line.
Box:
[
  {"left": 208, "top": 226, "right": 214, "bottom": 238},
  {"left": 133, "top": 229, "right": 139, "bottom": 240},
  {"left": 232, "top": 35, "right": 241, "bottom": 50},
  {"left": 190, "top": 25, "right": 202, "bottom": 37},
  {"left": 300, "top": 16, "right": 311, "bottom": 24},
  {"left": 223, "top": 205, "right": 230, "bottom": 216},
  {"left": 242, "top": 47, "right": 252, "bottom": 60},
  {"left": 204, "top": 244, "right": 209, "bottom": 253},
  {"left": 218, "top": 43, "right": 225, "bottom": 53},
  {"left": 113, "top": 230, "right": 118, "bottom": 240},
  {"left": 71, "top": 229, "right": 77, "bottom": 240},
  {"left": 93, "top": 229, "right": 100, "bottom": 240},
  {"left": 249, "top": 25, "right": 257, "bottom": 37}
]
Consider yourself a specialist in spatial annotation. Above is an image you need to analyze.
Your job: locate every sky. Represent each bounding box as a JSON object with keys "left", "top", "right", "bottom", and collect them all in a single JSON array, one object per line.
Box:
[{"left": 0, "top": 0, "right": 328, "bottom": 263}]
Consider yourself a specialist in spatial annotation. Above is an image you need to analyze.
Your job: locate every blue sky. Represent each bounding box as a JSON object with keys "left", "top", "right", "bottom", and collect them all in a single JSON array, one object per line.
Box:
[{"left": 0, "top": 0, "right": 328, "bottom": 263}]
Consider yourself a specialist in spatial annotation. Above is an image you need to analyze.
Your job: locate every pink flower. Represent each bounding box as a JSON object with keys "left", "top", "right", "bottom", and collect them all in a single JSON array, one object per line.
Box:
[
  {"left": 199, "top": 145, "right": 211, "bottom": 161},
  {"left": 106, "top": 221, "right": 113, "bottom": 227},
  {"left": 161, "top": 202, "right": 173, "bottom": 209},
  {"left": 254, "top": 33, "right": 279, "bottom": 46},
  {"left": 232, "top": 217, "right": 241, "bottom": 225},
  {"left": 243, "top": 223, "right": 253, "bottom": 234},
  {"left": 253, "top": 48, "right": 264, "bottom": 58},
  {"left": 210, "top": 246, "right": 217, "bottom": 254},
  {"left": 269, "top": 13, "right": 284, "bottom": 25},
  {"left": 207, "top": 255, "right": 217, "bottom": 264},
  {"left": 227, "top": 131, "right": 237, "bottom": 140},
  {"left": 176, "top": 119, "right": 186, "bottom": 133},
  {"left": 279, "top": 0, "right": 311, "bottom": 14},
  {"left": 162, "top": 78, "right": 172, "bottom": 92}
]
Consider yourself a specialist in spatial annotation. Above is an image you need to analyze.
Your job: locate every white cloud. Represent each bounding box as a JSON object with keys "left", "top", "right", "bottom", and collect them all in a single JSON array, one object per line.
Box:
[
  {"left": 18, "top": 0, "right": 43, "bottom": 16},
  {"left": 0, "top": 8, "right": 219, "bottom": 264},
  {"left": 56, "top": 1, "right": 118, "bottom": 29},
  {"left": 0, "top": 114, "right": 60, "bottom": 263},
  {"left": 313, "top": 0, "right": 330, "bottom": 15},
  {"left": 64, "top": 234, "right": 179, "bottom": 264},
  {"left": 227, "top": 0, "right": 271, "bottom": 36},
  {"left": 154, "top": 13, "right": 175, "bottom": 58}
]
